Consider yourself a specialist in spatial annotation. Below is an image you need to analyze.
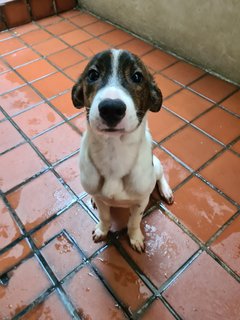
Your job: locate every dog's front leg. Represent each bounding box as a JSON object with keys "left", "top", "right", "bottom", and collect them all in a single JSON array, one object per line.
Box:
[
  {"left": 92, "top": 198, "right": 111, "bottom": 242},
  {"left": 128, "top": 197, "right": 149, "bottom": 253}
]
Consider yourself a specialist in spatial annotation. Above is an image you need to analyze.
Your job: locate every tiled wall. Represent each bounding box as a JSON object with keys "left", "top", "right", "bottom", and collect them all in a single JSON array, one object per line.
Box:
[{"left": 0, "top": 0, "right": 77, "bottom": 30}]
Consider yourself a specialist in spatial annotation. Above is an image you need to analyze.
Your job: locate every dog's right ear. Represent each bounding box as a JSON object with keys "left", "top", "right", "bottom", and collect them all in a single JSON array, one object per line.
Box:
[{"left": 71, "top": 77, "right": 84, "bottom": 109}]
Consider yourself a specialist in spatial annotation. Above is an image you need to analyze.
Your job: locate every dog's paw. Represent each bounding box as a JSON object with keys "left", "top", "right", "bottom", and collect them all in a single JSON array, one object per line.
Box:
[
  {"left": 158, "top": 181, "right": 174, "bottom": 205},
  {"left": 91, "top": 198, "right": 97, "bottom": 209},
  {"left": 128, "top": 229, "right": 145, "bottom": 253},
  {"left": 161, "top": 189, "right": 174, "bottom": 205},
  {"left": 92, "top": 224, "right": 108, "bottom": 242}
]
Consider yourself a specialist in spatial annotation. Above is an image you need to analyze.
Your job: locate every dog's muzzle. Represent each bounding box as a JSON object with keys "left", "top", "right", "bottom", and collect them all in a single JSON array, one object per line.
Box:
[{"left": 98, "top": 98, "right": 126, "bottom": 128}]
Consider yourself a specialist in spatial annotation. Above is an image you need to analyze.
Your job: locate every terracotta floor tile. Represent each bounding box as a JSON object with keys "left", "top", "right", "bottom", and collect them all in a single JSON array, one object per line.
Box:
[
  {"left": 41, "top": 233, "right": 82, "bottom": 280},
  {"left": 70, "top": 112, "right": 87, "bottom": 132},
  {"left": 68, "top": 12, "right": 98, "bottom": 27},
  {"left": 0, "top": 120, "right": 23, "bottom": 153},
  {"left": 32, "top": 72, "right": 74, "bottom": 99},
  {"left": 47, "top": 47, "right": 84, "bottom": 69},
  {"left": 162, "top": 126, "right": 222, "bottom": 169},
  {"left": 46, "top": 20, "right": 76, "bottom": 35},
  {"left": 164, "top": 89, "right": 213, "bottom": 121},
  {"left": 0, "top": 256, "right": 50, "bottom": 319},
  {"left": 0, "top": 240, "right": 31, "bottom": 275},
  {"left": 0, "top": 71, "right": 24, "bottom": 95},
  {"left": 0, "top": 60, "right": 10, "bottom": 73},
  {"left": 190, "top": 74, "right": 237, "bottom": 103},
  {"left": 162, "top": 61, "right": 205, "bottom": 85},
  {"left": 60, "top": 9, "right": 81, "bottom": 19},
  {"left": 142, "top": 49, "right": 177, "bottom": 71},
  {"left": 3, "top": 47, "right": 40, "bottom": 68},
  {"left": 0, "top": 143, "right": 46, "bottom": 192},
  {"left": 83, "top": 20, "right": 115, "bottom": 36},
  {"left": 33, "top": 37, "right": 67, "bottom": 56},
  {"left": 0, "top": 198, "right": 21, "bottom": 249},
  {"left": 193, "top": 107, "right": 240, "bottom": 145},
  {"left": 167, "top": 177, "right": 237, "bottom": 242},
  {"left": 163, "top": 252, "right": 240, "bottom": 320},
  {"left": 201, "top": 150, "right": 240, "bottom": 203},
  {"left": 120, "top": 209, "right": 198, "bottom": 287},
  {"left": 221, "top": 90, "right": 240, "bottom": 115},
  {"left": 211, "top": 215, "right": 240, "bottom": 276},
  {"left": 231, "top": 140, "right": 240, "bottom": 154},
  {"left": 55, "top": 153, "right": 84, "bottom": 196},
  {"left": 21, "top": 29, "right": 51, "bottom": 45},
  {"left": 60, "top": 29, "right": 92, "bottom": 46},
  {"left": 0, "top": 85, "right": 42, "bottom": 116},
  {"left": 63, "top": 266, "right": 125, "bottom": 320},
  {"left": 32, "top": 204, "right": 102, "bottom": 256},
  {"left": 64, "top": 59, "right": 89, "bottom": 81},
  {"left": 37, "top": 15, "right": 62, "bottom": 27},
  {"left": 50, "top": 90, "right": 80, "bottom": 118},
  {"left": 119, "top": 38, "right": 153, "bottom": 57},
  {"left": 22, "top": 292, "right": 71, "bottom": 320},
  {"left": 33, "top": 123, "right": 80, "bottom": 163},
  {"left": 100, "top": 29, "right": 133, "bottom": 46},
  {"left": 93, "top": 246, "right": 152, "bottom": 312},
  {"left": 17, "top": 59, "right": 56, "bottom": 82},
  {"left": 14, "top": 102, "right": 62, "bottom": 138},
  {"left": 7, "top": 171, "right": 73, "bottom": 231},
  {"left": 148, "top": 108, "right": 185, "bottom": 142},
  {"left": 11, "top": 22, "right": 39, "bottom": 36},
  {"left": 75, "top": 38, "right": 109, "bottom": 57},
  {"left": 0, "top": 111, "right": 5, "bottom": 121},
  {"left": 0, "top": 31, "right": 13, "bottom": 41},
  {"left": 154, "top": 74, "right": 181, "bottom": 99},
  {"left": 141, "top": 299, "right": 175, "bottom": 320},
  {"left": 0, "top": 37, "right": 25, "bottom": 55},
  {"left": 153, "top": 147, "right": 190, "bottom": 189}
]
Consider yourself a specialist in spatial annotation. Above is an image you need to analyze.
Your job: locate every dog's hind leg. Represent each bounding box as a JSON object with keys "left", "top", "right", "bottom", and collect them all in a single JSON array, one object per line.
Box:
[
  {"left": 92, "top": 198, "right": 111, "bottom": 242},
  {"left": 128, "top": 197, "right": 149, "bottom": 253},
  {"left": 153, "top": 155, "right": 174, "bottom": 205}
]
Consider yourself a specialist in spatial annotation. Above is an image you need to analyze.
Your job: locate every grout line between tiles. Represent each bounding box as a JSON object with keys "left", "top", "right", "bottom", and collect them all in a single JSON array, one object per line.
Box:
[
  {"left": 60, "top": 230, "right": 132, "bottom": 319},
  {"left": 12, "top": 286, "right": 56, "bottom": 320},
  {"left": 0, "top": 195, "right": 82, "bottom": 319},
  {"left": 205, "top": 212, "right": 240, "bottom": 248},
  {"left": 159, "top": 203, "right": 240, "bottom": 283}
]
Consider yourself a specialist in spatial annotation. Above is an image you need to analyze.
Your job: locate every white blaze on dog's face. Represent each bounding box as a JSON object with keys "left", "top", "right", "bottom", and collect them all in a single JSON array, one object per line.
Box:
[{"left": 72, "top": 49, "right": 162, "bottom": 134}]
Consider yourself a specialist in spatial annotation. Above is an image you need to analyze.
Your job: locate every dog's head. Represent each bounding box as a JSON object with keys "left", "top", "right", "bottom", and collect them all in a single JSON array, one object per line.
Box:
[{"left": 72, "top": 49, "right": 162, "bottom": 134}]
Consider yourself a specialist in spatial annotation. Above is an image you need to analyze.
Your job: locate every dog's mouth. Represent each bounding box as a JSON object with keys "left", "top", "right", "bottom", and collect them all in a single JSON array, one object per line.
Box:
[{"left": 101, "top": 128, "right": 125, "bottom": 133}]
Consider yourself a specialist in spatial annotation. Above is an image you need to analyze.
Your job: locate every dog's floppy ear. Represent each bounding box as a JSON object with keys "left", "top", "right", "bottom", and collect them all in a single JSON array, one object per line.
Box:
[
  {"left": 72, "top": 77, "right": 84, "bottom": 109},
  {"left": 149, "top": 81, "right": 163, "bottom": 112}
]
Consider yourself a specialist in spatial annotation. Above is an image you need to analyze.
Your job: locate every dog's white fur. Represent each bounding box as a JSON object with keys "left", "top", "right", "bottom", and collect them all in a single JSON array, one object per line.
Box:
[{"left": 78, "top": 49, "right": 173, "bottom": 252}]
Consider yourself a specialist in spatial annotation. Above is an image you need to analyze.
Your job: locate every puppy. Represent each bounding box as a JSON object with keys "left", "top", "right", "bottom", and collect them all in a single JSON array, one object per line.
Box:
[{"left": 72, "top": 49, "right": 173, "bottom": 252}]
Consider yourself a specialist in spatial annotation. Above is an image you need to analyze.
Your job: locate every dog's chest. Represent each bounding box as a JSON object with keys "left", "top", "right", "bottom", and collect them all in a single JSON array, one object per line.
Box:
[
  {"left": 90, "top": 137, "right": 137, "bottom": 179},
  {"left": 87, "top": 133, "right": 154, "bottom": 204}
]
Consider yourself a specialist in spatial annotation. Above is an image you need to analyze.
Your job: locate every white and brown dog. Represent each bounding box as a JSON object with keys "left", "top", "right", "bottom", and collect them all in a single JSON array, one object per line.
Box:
[{"left": 72, "top": 49, "right": 173, "bottom": 253}]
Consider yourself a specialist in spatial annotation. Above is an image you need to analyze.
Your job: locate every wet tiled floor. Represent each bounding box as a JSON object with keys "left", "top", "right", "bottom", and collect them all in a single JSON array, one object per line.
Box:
[{"left": 0, "top": 9, "right": 239, "bottom": 320}]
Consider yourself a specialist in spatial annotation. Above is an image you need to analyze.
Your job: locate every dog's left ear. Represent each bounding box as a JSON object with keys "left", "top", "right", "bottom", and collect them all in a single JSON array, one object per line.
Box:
[
  {"left": 149, "top": 81, "right": 163, "bottom": 112},
  {"left": 72, "top": 77, "right": 84, "bottom": 109}
]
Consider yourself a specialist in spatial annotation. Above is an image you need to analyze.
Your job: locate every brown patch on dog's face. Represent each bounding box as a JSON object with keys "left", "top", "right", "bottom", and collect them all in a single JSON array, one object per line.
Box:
[
  {"left": 72, "top": 50, "right": 113, "bottom": 118},
  {"left": 117, "top": 51, "right": 162, "bottom": 122}
]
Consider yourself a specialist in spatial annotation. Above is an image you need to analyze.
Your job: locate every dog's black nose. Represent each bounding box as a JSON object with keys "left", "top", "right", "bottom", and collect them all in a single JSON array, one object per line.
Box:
[{"left": 98, "top": 99, "right": 126, "bottom": 127}]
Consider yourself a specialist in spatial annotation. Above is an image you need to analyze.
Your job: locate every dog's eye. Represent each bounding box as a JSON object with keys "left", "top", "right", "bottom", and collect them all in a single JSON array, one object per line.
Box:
[
  {"left": 131, "top": 71, "right": 143, "bottom": 83},
  {"left": 87, "top": 69, "right": 100, "bottom": 82}
]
